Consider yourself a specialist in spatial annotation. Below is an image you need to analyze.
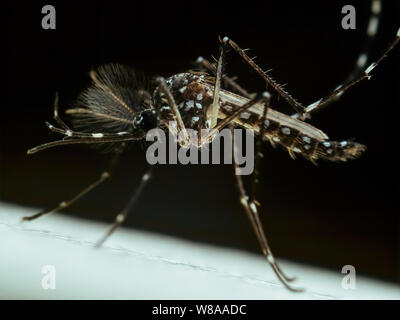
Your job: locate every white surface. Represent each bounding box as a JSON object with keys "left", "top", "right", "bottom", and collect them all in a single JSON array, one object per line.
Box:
[{"left": 0, "top": 202, "right": 399, "bottom": 299}]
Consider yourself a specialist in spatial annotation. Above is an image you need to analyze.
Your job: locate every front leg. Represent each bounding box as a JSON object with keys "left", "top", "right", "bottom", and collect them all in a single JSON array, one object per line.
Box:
[
  {"left": 225, "top": 37, "right": 306, "bottom": 118},
  {"left": 156, "top": 77, "right": 190, "bottom": 146},
  {"left": 195, "top": 56, "right": 255, "bottom": 99},
  {"left": 95, "top": 166, "right": 154, "bottom": 247},
  {"left": 206, "top": 37, "right": 230, "bottom": 129}
]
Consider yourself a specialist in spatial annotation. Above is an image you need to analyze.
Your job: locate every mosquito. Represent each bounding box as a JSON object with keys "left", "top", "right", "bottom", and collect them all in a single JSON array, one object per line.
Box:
[{"left": 25, "top": 2, "right": 399, "bottom": 291}]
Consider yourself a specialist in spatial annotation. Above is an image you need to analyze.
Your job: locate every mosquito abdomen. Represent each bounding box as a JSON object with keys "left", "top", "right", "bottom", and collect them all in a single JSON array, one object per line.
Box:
[
  {"left": 314, "top": 140, "right": 366, "bottom": 162},
  {"left": 224, "top": 109, "right": 366, "bottom": 163},
  {"left": 264, "top": 122, "right": 366, "bottom": 162}
]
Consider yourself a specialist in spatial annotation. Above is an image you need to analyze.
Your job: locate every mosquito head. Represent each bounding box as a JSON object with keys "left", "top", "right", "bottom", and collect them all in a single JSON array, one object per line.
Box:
[{"left": 133, "top": 109, "right": 160, "bottom": 132}]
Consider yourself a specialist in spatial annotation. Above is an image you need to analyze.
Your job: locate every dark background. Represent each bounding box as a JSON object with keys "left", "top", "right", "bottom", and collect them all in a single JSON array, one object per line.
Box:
[{"left": 4, "top": 1, "right": 399, "bottom": 283}]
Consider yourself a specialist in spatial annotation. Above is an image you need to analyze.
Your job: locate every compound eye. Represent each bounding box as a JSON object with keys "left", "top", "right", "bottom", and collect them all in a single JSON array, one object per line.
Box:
[{"left": 136, "top": 109, "right": 159, "bottom": 132}]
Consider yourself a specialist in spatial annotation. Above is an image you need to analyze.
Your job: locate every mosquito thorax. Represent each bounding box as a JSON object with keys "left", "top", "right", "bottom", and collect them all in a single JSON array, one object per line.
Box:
[{"left": 153, "top": 72, "right": 213, "bottom": 131}]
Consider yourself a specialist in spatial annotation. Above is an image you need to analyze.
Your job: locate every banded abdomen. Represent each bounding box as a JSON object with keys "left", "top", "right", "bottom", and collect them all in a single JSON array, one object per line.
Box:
[{"left": 215, "top": 87, "right": 366, "bottom": 163}]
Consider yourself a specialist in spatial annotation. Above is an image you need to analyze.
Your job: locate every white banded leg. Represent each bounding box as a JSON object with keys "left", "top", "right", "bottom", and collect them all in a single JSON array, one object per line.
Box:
[
  {"left": 344, "top": 0, "right": 382, "bottom": 83},
  {"left": 201, "top": 92, "right": 269, "bottom": 146},
  {"left": 43, "top": 121, "right": 133, "bottom": 139},
  {"left": 26, "top": 118, "right": 147, "bottom": 155},
  {"left": 95, "top": 166, "right": 153, "bottom": 247},
  {"left": 250, "top": 92, "right": 271, "bottom": 205},
  {"left": 332, "top": 0, "right": 382, "bottom": 101},
  {"left": 231, "top": 125, "right": 302, "bottom": 292},
  {"left": 22, "top": 152, "right": 122, "bottom": 221},
  {"left": 294, "top": 0, "right": 382, "bottom": 114},
  {"left": 206, "top": 36, "right": 229, "bottom": 129},
  {"left": 294, "top": 24, "right": 400, "bottom": 118},
  {"left": 27, "top": 132, "right": 145, "bottom": 155},
  {"left": 156, "top": 77, "right": 190, "bottom": 146}
]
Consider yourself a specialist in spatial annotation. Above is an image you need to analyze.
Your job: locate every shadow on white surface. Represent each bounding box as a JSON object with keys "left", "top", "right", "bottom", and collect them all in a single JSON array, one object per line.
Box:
[{"left": 0, "top": 202, "right": 399, "bottom": 299}]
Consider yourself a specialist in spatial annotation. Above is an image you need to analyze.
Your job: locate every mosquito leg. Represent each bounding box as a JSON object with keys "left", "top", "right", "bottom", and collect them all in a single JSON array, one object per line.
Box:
[
  {"left": 250, "top": 92, "right": 270, "bottom": 205},
  {"left": 293, "top": 25, "right": 400, "bottom": 117},
  {"left": 303, "top": 0, "right": 382, "bottom": 111},
  {"left": 205, "top": 37, "right": 229, "bottom": 129},
  {"left": 248, "top": 93, "right": 297, "bottom": 283},
  {"left": 27, "top": 133, "right": 145, "bottom": 155},
  {"left": 204, "top": 91, "right": 269, "bottom": 144},
  {"left": 156, "top": 77, "right": 190, "bottom": 146},
  {"left": 195, "top": 56, "right": 255, "bottom": 99},
  {"left": 95, "top": 166, "right": 153, "bottom": 248},
  {"left": 52, "top": 92, "right": 71, "bottom": 130},
  {"left": 224, "top": 37, "right": 306, "bottom": 117},
  {"left": 231, "top": 125, "right": 301, "bottom": 291},
  {"left": 22, "top": 172, "right": 109, "bottom": 221},
  {"left": 22, "top": 151, "right": 122, "bottom": 221},
  {"left": 43, "top": 121, "right": 133, "bottom": 139}
]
